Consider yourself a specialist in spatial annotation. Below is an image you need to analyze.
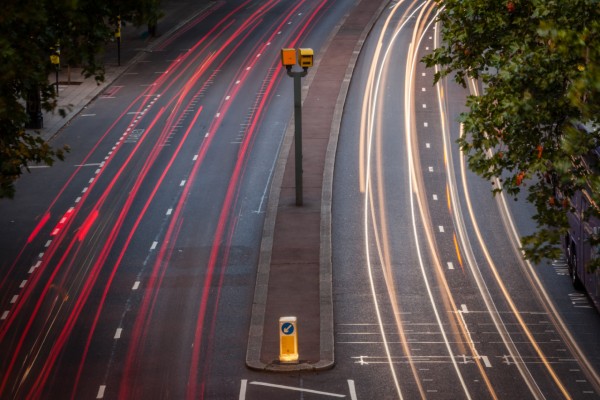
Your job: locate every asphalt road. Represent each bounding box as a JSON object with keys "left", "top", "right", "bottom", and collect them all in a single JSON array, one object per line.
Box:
[
  {"left": 331, "top": 1, "right": 600, "bottom": 399},
  {"left": 0, "top": 1, "right": 355, "bottom": 399}
]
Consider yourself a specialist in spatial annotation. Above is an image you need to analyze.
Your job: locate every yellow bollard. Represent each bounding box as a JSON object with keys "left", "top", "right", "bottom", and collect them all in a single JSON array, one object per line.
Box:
[{"left": 279, "top": 316, "right": 298, "bottom": 363}]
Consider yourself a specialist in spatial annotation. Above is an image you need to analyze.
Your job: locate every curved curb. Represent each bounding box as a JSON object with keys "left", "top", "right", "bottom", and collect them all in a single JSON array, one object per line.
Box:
[{"left": 245, "top": 0, "right": 389, "bottom": 372}]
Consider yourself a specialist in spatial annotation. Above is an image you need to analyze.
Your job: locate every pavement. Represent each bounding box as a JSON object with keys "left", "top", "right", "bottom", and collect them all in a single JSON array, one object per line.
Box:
[
  {"left": 34, "top": 0, "right": 214, "bottom": 141},
  {"left": 27, "top": 0, "right": 388, "bottom": 373},
  {"left": 246, "top": 0, "right": 388, "bottom": 371}
]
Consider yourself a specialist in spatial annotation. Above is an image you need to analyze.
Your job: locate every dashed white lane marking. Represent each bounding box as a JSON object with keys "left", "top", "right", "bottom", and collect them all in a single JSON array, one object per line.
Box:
[
  {"left": 82, "top": 187, "right": 88, "bottom": 194},
  {"left": 1, "top": 311, "right": 9, "bottom": 320},
  {"left": 193, "top": 155, "right": 198, "bottom": 161},
  {"left": 428, "top": 166, "right": 434, "bottom": 172},
  {"left": 132, "top": 281, "right": 140, "bottom": 290},
  {"left": 89, "top": 178, "right": 94, "bottom": 184},
  {"left": 236, "top": 80, "right": 241, "bottom": 84},
  {"left": 81, "top": 114, "right": 96, "bottom": 117},
  {"left": 438, "top": 226, "right": 444, "bottom": 233},
  {"left": 424, "top": 122, "right": 428, "bottom": 127},
  {"left": 205, "top": 132, "right": 209, "bottom": 138},
  {"left": 422, "top": 104, "right": 427, "bottom": 108},
  {"left": 10, "top": 295, "right": 18, "bottom": 304},
  {"left": 150, "top": 241, "right": 158, "bottom": 250},
  {"left": 426, "top": 143, "right": 430, "bottom": 148},
  {"left": 481, "top": 355, "right": 492, "bottom": 368},
  {"left": 20, "top": 280, "right": 27, "bottom": 288},
  {"left": 422, "top": 72, "right": 426, "bottom": 76},
  {"left": 180, "top": 180, "right": 186, "bottom": 187},
  {"left": 96, "top": 385, "right": 106, "bottom": 399},
  {"left": 422, "top": 87, "right": 426, "bottom": 92},
  {"left": 447, "top": 262, "right": 455, "bottom": 270},
  {"left": 114, "top": 328, "right": 123, "bottom": 339},
  {"left": 45, "top": 240, "right": 52, "bottom": 248},
  {"left": 166, "top": 208, "right": 173, "bottom": 216},
  {"left": 75, "top": 197, "right": 82, "bottom": 203},
  {"left": 38, "top": 252, "right": 44, "bottom": 258},
  {"left": 433, "top": 194, "right": 438, "bottom": 200},
  {"left": 225, "top": 95, "right": 231, "bottom": 100},
  {"left": 215, "top": 112, "right": 221, "bottom": 118},
  {"left": 461, "top": 304, "right": 469, "bottom": 313}
]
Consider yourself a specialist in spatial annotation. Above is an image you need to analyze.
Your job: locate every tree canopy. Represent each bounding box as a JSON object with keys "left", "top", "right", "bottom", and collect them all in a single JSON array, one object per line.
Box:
[
  {"left": 0, "top": 0, "right": 159, "bottom": 198},
  {"left": 423, "top": 0, "right": 600, "bottom": 266}
]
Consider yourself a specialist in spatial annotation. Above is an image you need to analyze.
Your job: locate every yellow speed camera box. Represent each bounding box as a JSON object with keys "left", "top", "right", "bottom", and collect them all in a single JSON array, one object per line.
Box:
[
  {"left": 298, "top": 48, "right": 313, "bottom": 68},
  {"left": 281, "top": 48, "right": 296, "bottom": 66}
]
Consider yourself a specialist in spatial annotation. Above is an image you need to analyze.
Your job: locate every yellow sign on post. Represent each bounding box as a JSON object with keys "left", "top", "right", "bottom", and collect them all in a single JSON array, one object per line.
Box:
[
  {"left": 281, "top": 48, "right": 296, "bottom": 67},
  {"left": 279, "top": 316, "right": 298, "bottom": 363}
]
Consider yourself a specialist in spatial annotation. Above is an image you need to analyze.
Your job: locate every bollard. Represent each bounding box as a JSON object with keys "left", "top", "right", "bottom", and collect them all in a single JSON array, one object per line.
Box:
[{"left": 279, "top": 316, "right": 298, "bottom": 363}]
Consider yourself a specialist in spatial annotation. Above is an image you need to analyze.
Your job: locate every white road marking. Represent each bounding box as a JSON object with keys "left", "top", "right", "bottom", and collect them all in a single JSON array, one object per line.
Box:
[
  {"left": 166, "top": 208, "right": 173, "bottom": 216},
  {"left": 239, "top": 380, "right": 247, "bottom": 400},
  {"left": 20, "top": 280, "right": 27, "bottom": 288},
  {"left": 424, "top": 122, "right": 428, "bottom": 127},
  {"left": 1, "top": 311, "right": 8, "bottom": 320},
  {"left": 205, "top": 132, "right": 209, "bottom": 138},
  {"left": 426, "top": 143, "right": 430, "bottom": 148},
  {"left": 11, "top": 295, "right": 18, "bottom": 304},
  {"left": 438, "top": 226, "right": 444, "bottom": 233},
  {"left": 249, "top": 382, "right": 345, "bottom": 398},
  {"left": 422, "top": 104, "right": 427, "bottom": 108},
  {"left": 193, "top": 155, "right": 198, "bottom": 161},
  {"left": 481, "top": 355, "right": 492, "bottom": 368},
  {"left": 75, "top": 196, "right": 81, "bottom": 203},
  {"left": 433, "top": 194, "right": 438, "bottom": 200},
  {"left": 89, "top": 178, "right": 94, "bottom": 184},
  {"left": 447, "top": 262, "right": 454, "bottom": 270},
  {"left": 45, "top": 240, "right": 52, "bottom": 248},
  {"left": 348, "top": 380, "right": 357, "bottom": 400},
  {"left": 422, "top": 87, "right": 426, "bottom": 92},
  {"left": 422, "top": 72, "right": 426, "bottom": 76},
  {"left": 132, "top": 281, "right": 140, "bottom": 290},
  {"left": 461, "top": 304, "right": 469, "bottom": 313},
  {"left": 216, "top": 112, "right": 221, "bottom": 118},
  {"left": 180, "top": 180, "right": 186, "bottom": 187},
  {"left": 428, "top": 166, "right": 433, "bottom": 172},
  {"left": 81, "top": 114, "right": 96, "bottom": 117},
  {"left": 150, "top": 241, "right": 158, "bottom": 250},
  {"left": 96, "top": 385, "right": 106, "bottom": 398},
  {"left": 114, "top": 328, "right": 123, "bottom": 339},
  {"left": 82, "top": 187, "right": 88, "bottom": 194}
]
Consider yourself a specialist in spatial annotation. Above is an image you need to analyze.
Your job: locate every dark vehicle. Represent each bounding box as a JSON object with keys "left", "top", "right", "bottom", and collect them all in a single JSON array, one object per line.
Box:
[{"left": 563, "top": 139, "right": 600, "bottom": 312}]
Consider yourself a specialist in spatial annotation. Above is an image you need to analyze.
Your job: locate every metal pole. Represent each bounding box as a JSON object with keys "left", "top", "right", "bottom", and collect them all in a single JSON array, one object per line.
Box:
[
  {"left": 286, "top": 67, "right": 307, "bottom": 206},
  {"left": 293, "top": 73, "right": 303, "bottom": 206}
]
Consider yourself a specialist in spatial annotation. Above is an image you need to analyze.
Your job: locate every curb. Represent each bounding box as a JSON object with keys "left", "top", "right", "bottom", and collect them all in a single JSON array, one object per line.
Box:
[{"left": 245, "top": 0, "right": 389, "bottom": 372}]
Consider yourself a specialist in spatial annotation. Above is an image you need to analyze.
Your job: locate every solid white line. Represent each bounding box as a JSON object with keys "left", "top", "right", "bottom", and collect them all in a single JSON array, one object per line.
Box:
[
  {"left": 348, "top": 380, "right": 358, "bottom": 400},
  {"left": 249, "top": 382, "right": 345, "bottom": 398},
  {"left": 150, "top": 241, "right": 158, "bottom": 250},
  {"left": 132, "top": 281, "right": 140, "bottom": 290},
  {"left": 96, "top": 385, "right": 106, "bottom": 398},
  {"left": 114, "top": 328, "right": 123, "bottom": 339},
  {"left": 239, "top": 380, "right": 247, "bottom": 400}
]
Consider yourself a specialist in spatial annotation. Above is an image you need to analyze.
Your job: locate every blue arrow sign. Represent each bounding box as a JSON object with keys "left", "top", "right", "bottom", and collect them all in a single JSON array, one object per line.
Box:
[{"left": 281, "top": 322, "right": 294, "bottom": 335}]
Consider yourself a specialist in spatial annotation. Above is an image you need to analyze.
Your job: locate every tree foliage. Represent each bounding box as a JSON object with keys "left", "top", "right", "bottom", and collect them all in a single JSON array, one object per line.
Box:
[
  {"left": 0, "top": 0, "right": 160, "bottom": 198},
  {"left": 423, "top": 0, "right": 600, "bottom": 266}
]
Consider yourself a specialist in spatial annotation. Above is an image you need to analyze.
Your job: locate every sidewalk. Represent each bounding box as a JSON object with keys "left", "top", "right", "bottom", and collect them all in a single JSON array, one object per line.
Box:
[
  {"left": 36, "top": 0, "right": 214, "bottom": 141},
  {"left": 246, "top": 0, "right": 387, "bottom": 371}
]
